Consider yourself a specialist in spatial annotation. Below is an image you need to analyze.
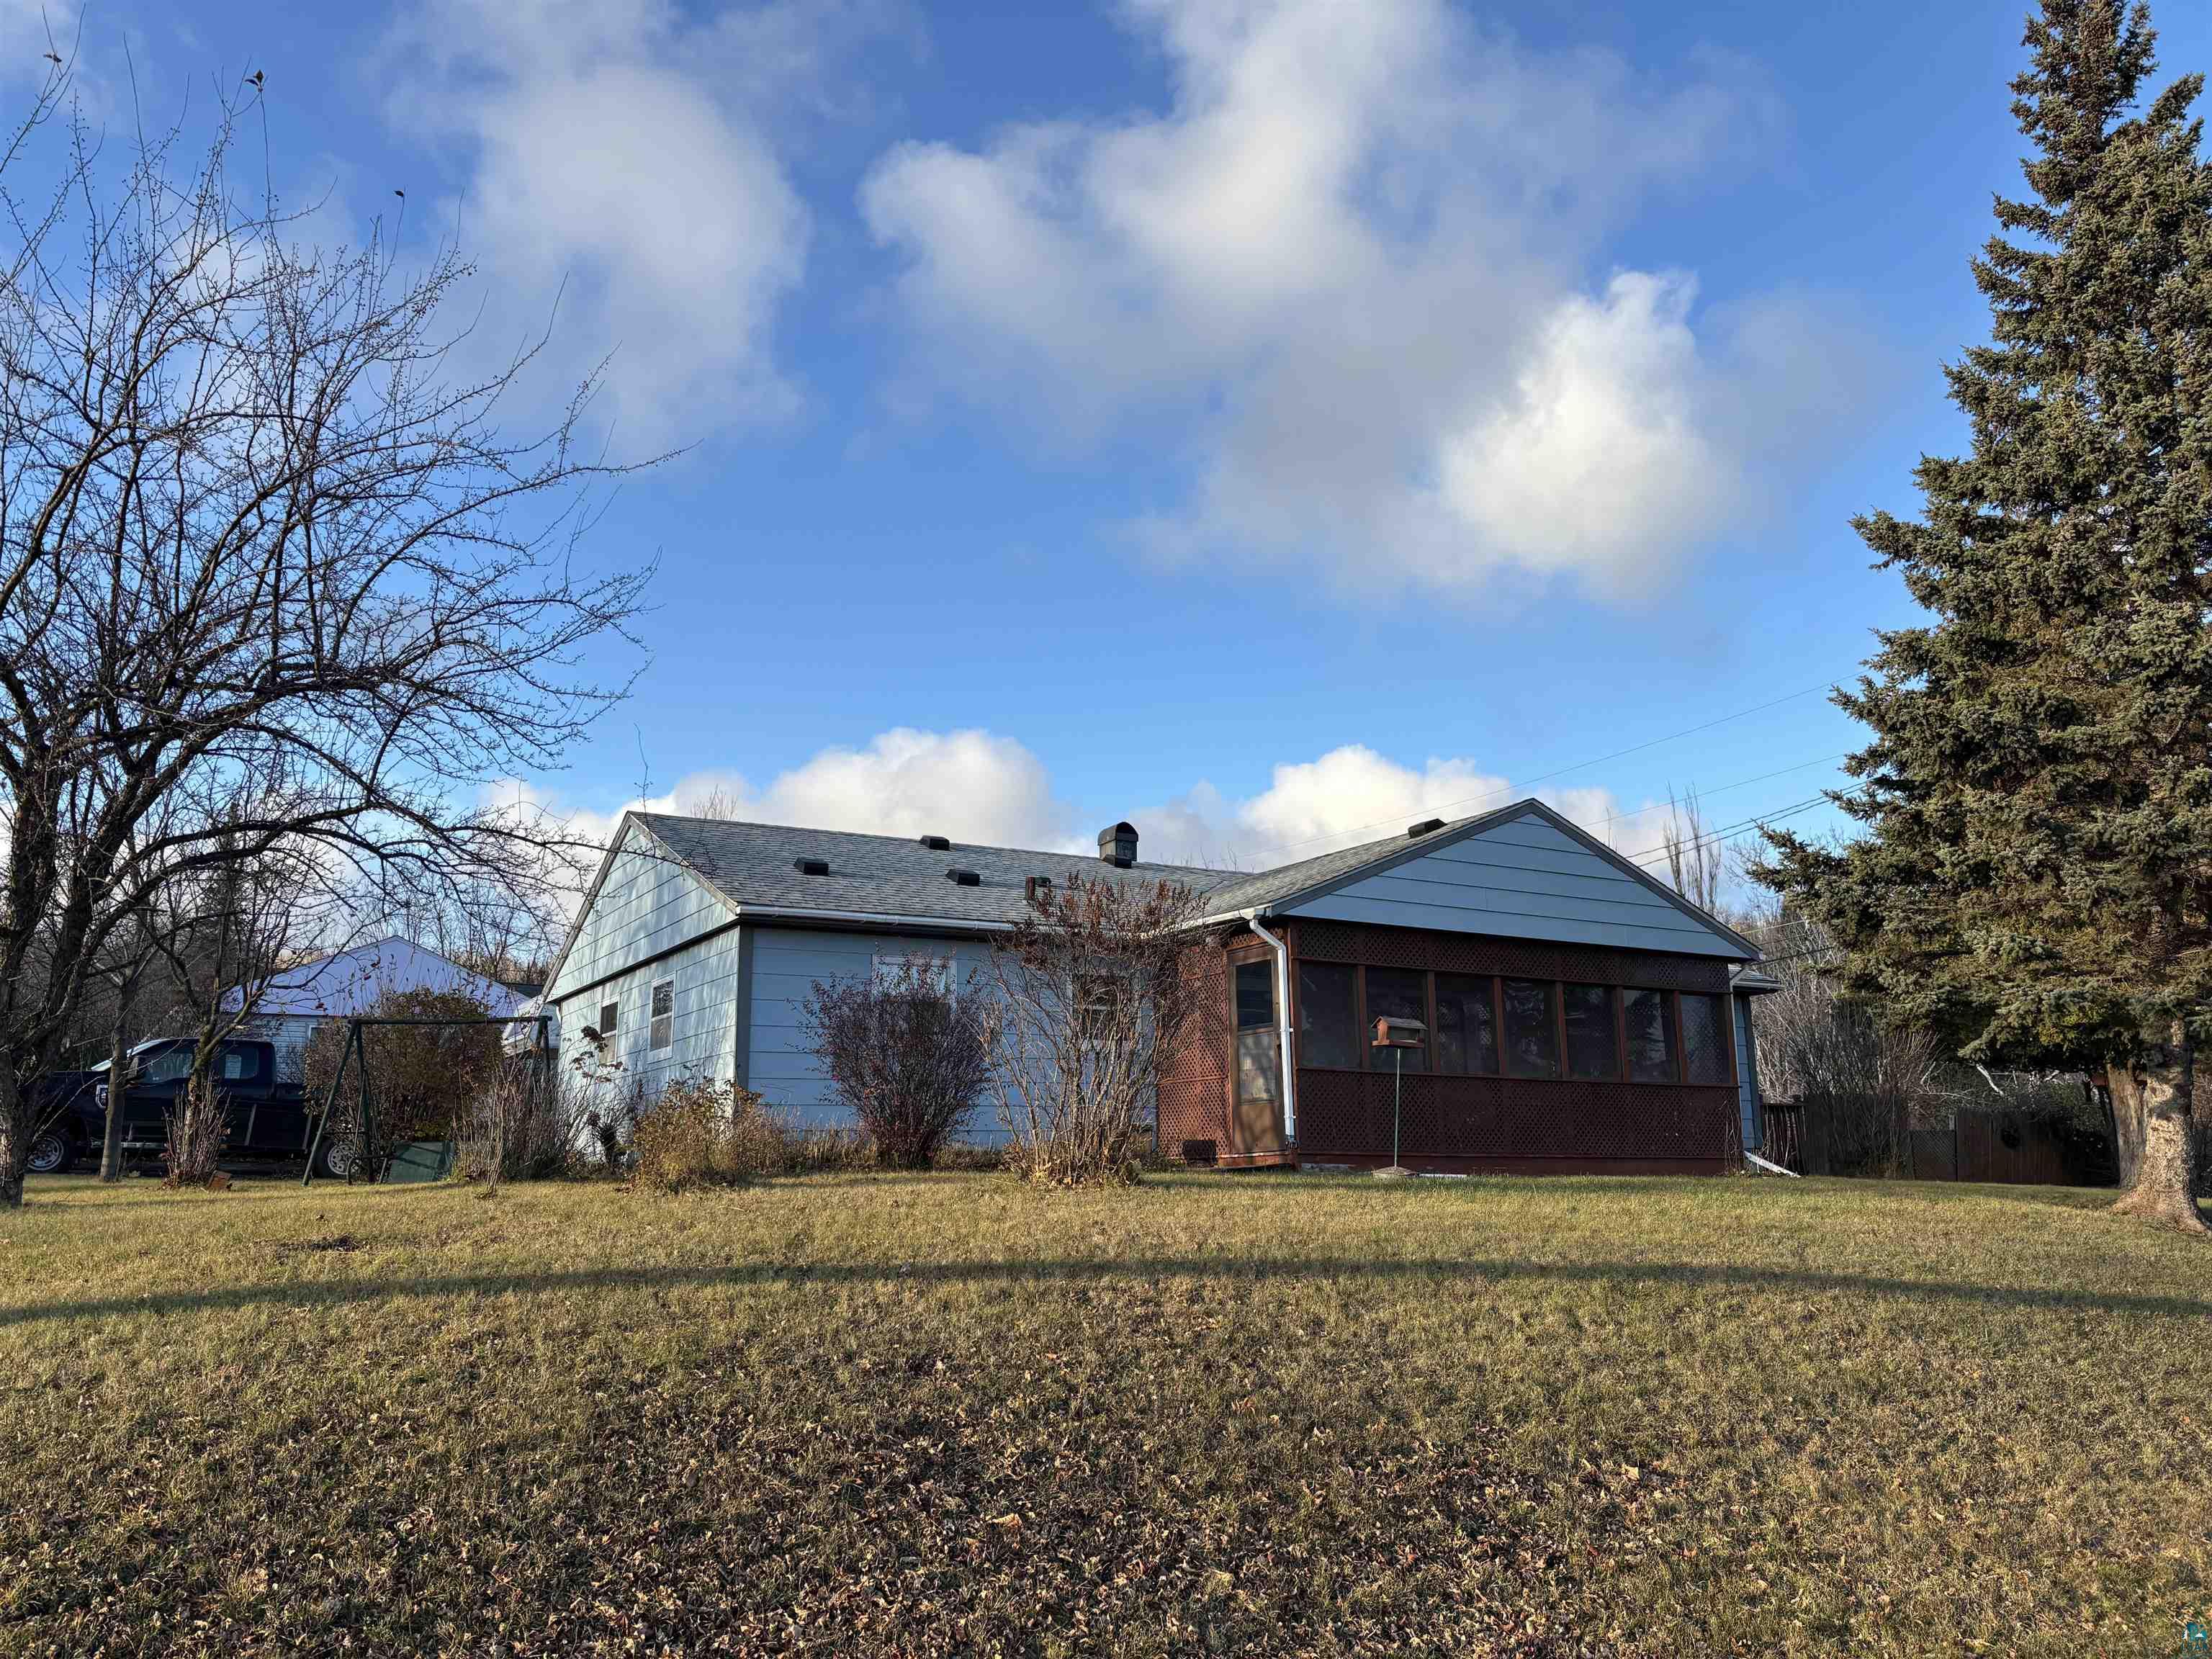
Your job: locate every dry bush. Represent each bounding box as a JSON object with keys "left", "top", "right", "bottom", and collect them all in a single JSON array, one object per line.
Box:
[
  {"left": 631, "top": 1077, "right": 786, "bottom": 1192},
  {"left": 981, "top": 873, "right": 1208, "bottom": 1187},
  {"left": 801, "top": 961, "right": 989, "bottom": 1168},
  {"left": 455, "top": 1058, "right": 592, "bottom": 1184},
  {"left": 162, "top": 1076, "right": 229, "bottom": 1187}
]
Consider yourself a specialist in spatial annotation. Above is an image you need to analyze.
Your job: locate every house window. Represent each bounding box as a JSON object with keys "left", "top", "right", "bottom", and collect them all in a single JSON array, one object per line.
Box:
[
  {"left": 873, "top": 953, "right": 956, "bottom": 998},
  {"left": 649, "top": 980, "right": 674, "bottom": 1051},
  {"left": 1624, "top": 988, "right": 1676, "bottom": 1083},
  {"left": 1295, "top": 961, "right": 1359, "bottom": 1069},
  {"left": 1434, "top": 973, "right": 1497, "bottom": 1076},
  {"left": 1680, "top": 993, "right": 1730, "bottom": 1085},
  {"left": 1501, "top": 979, "right": 1559, "bottom": 1079},
  {"left": 598, "top": 1001, "right": 619, "bottom": 1040},
  {"left": 1233, "top": 960, "right": 1279, "bottom": 1104},
  {"left": 1075, "top": 973, "right": 1124, "bottom": 1038},
  {"left": 1362, "top": 968, "right": 1427, "bottom": 1071},
  {"left": 1562, "top": 984, "right": 1619, "bottom": 1081}
]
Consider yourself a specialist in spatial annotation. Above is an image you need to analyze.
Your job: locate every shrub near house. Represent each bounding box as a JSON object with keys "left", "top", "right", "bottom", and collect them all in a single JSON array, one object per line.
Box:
[{"left": 803, "top": 960, "right": 989, "bottom": 1169}]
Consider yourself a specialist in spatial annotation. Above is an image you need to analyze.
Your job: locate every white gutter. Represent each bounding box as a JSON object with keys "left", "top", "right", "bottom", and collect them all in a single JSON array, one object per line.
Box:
[
  {"left": 732, "top": 904, "right": 1016, "bottom": 933},
  {"left": 1242, "top": 911, "right": 1297, "bottom": 1146}
]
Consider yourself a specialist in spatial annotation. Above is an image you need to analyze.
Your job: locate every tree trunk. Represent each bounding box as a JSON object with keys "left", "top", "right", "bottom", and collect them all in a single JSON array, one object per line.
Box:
[
  {"left": 2109, "top": 1064, "right": 2145, "bottom": 1190},
  {"left": 0, "top": 1066, "right": 23, "bottom": 1208},
  {"left": 99, "top": 1013, "right": 130, "bottom": 1182},
  {"left": 2108, "top": 1034, "right": 2206, "bottom": 1231}
]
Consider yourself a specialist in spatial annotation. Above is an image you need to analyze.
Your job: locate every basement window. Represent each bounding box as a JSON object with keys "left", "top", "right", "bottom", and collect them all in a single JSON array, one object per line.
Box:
[{"left": 649, "top": 980, "right": 674, "bottom": 1051}]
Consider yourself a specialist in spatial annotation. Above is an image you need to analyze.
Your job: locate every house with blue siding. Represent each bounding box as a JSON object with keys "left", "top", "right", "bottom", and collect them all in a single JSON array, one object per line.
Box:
[{"left": 540, "top": 799, "right": 1773, "bottom": 1172}]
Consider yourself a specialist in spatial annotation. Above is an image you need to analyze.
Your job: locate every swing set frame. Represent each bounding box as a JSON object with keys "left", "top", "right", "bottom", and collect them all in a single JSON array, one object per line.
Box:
[{"left": 300, "top": 1013, "right": 552, "bottom": 1187}]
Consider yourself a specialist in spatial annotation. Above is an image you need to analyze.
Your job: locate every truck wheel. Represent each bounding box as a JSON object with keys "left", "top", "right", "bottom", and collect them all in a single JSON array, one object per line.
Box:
[
  {"left": 26, "top": 1130, "right": 73, "bottom": 1175},
  {"left": 315, "top": 1136, "right": 357, "bottom": 1182}
]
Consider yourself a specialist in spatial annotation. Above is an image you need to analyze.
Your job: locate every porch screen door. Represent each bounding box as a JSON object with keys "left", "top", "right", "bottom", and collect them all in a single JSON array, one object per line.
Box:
[{"left": 1233, "top": 959, "right": 1285, "bottom": 1154}]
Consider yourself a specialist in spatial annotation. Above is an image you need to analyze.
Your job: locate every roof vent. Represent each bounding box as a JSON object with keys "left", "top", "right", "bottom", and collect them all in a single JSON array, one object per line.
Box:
[
  {"left": 1024, "top": 875, "right": 1053, "bottom": 904},
  {"left": 918, "top": 834, "right": 951, "bottom": 851},
  {"left": 1406, "top": 817, "right": 1446, "bottom": 838},
  {"left": 793, "top": 857, "right": 830, "bottom": 876},
  {"left": 1097, "top": 821, "right": 1138, "bottom": 868},
  {"left": 945, "top": 868, "right": 981, "bottom": 887}
]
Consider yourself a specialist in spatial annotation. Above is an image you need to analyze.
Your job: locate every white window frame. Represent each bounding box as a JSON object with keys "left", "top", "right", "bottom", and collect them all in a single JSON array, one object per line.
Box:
[{"left": 649, "top": 979, "right": 675, "bottom": 1051}]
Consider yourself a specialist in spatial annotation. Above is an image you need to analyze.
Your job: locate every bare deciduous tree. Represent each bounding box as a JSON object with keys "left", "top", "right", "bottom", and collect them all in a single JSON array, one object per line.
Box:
[
  {"left": 981, "top": 874, "right": 1209, "bottom": 1187},
  {"left": 1660, "top": 786, "right": 1724, "bottom": 914},
  {"left": 0, "top": 78, "right": 653, "bottom": 1203},
  {"left": 150, "top": 833, "right": 326, "bottom": 1184},
  {"left": 1736, "top": 901, "right": 1941, "bottom": 1176}
]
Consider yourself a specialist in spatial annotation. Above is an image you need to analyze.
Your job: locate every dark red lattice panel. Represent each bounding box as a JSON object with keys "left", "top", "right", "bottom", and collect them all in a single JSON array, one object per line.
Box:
[
  {"left": 1292, "top": 920, "right": 1728, "bottom": 992},
  {"left": 1157, "top": 939, "right": 1231, "bottom": 1158},
  {"left": 1295, "top": 1071, "right": 1736, "bottom": 1163}
]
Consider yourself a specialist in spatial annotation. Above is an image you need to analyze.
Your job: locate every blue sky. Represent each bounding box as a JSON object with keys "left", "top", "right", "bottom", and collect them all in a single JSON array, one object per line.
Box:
[{"left": 16, "top": 0, "right": 2209, "bottom": 884}]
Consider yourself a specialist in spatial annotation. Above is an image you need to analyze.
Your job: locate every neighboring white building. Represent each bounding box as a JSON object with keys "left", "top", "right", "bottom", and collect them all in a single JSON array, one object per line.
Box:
[{"left": 241, "top": 936, "right": 529, "bottom": 1080}]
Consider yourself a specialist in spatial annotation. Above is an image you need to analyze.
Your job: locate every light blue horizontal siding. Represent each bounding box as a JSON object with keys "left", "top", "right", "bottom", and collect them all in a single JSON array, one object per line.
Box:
[
  {"left": 1288, "top": 814, "right": 1742, "bottom": 958},
  {"left": 553, "top": 923, "right": 745, "bottom": 1096},
  {"left": 1735, "top": 993, "right": 1762, "bottom": 1151},
  {"left": 549, "top": 824, "right": 735, "bottom": 1002},
  {"left": 747, "top": 927, "right": 1000, "bottom": 1137}
]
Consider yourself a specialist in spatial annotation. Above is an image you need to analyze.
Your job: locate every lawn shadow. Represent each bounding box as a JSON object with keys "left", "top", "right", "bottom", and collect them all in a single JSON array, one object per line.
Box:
[{"left": 7, "top": 1251, "right": 2208, "bottom": 1328}]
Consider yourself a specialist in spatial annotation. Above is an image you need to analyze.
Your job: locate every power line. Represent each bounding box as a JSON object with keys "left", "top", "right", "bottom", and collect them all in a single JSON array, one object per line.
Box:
[
  {"left": 1611, "top": 780, "right": 1873, "bottom": 873},
  {"left": 1240, "top": 683, "right": 1837, "bottom": 862},
  {"left": 1599, "top": 753, "right": 1849, "bottom": 843}
]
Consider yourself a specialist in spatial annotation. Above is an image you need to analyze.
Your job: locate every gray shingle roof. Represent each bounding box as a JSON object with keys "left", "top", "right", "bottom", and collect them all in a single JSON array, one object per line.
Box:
[
  {"left": 629, "top": 813, "right": 1240, "bottom": 929},
  {"left": 608, "top": 793, "right": 1755, "bottom": 961}
]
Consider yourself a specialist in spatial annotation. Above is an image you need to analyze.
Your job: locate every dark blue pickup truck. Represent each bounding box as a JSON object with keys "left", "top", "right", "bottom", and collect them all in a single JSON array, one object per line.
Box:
[{"left": 25, "top": 1036, "right": 349, "bottom": 1178}]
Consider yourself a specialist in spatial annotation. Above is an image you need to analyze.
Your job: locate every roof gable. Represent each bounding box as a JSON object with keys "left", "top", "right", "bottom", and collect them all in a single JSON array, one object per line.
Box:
[
  {"left": 1274, "top": 801, "right": 1753, "bottom": 958},
  {"left": 252, "top": 936, "right": 525, "bottom": 1018}
]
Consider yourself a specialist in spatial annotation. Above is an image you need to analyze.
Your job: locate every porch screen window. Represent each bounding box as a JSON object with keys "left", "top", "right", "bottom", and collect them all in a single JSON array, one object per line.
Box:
[
  {"left": 1362, "top": 968, "right": 1427, "bottom": 1071},
  {"left": 1562, "top": 984, "right": 1618, "bottom": 1080},
  {"left": 1434, "top": 974, "right": 1497, "bottom": 1075},
  {"left": 1233, "top": 961, "right": 1278, "bottom": 1102},
  {"left": 1501, "top": 979, "right": 1558, "bottom": 1079},
  {"left": 649, "top": 980, "right": 674, "bottom": 1051},
  {"left": 1624, "top": 988, "right": 1676, "bottom": 1083},
  {"left": 1296, "top": 961, "right": 1358, "bottom": 1069},
  {"left": 1680, "top": 993, "right": 1730, "bottom": 1085}
]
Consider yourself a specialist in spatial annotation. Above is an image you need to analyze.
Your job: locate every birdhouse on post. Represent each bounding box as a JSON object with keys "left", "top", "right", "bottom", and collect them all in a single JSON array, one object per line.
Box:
[{"left": 1372, "top": 1017, "right": 1426, "bottom": 1049}]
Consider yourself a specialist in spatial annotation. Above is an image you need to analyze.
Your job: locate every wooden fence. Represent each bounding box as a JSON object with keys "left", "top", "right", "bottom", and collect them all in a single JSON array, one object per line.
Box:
[{"left": 1760, "top": 1097, "right": 2113, "bottom": 1186}]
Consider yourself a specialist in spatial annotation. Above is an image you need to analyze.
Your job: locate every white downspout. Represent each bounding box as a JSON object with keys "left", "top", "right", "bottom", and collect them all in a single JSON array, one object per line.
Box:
[{"left": 1242, "top": 911, "right": 1296, "bottom": 1148}]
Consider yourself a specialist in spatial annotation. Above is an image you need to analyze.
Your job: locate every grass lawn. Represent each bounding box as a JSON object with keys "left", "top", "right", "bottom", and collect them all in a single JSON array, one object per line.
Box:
[{"left": 1, "top": 1171, "right": 2207, "bottom": 1657}]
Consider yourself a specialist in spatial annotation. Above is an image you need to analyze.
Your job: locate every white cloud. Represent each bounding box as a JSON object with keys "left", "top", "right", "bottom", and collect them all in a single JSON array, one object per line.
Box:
[
  {"left": 1136, "top": 747, "right": 1624, "bottom": 868},
  {"left": 385, "top": 0, "right": 889, "bottom": 449},
  {"left": 861, "top": 0, "right": 1852, "bottom": 596}
]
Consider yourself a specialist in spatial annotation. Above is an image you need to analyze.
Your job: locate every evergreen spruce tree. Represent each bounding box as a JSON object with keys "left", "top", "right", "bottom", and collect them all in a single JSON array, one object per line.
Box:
[{"left": 1762, "top": 0, "right": 2211, "bottom": 1230}]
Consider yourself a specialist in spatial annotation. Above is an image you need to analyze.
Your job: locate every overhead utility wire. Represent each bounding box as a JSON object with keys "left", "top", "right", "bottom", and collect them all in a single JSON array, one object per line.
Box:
[{"left": 1240, "top": 683, "right": 1836, "bottom": 862}]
